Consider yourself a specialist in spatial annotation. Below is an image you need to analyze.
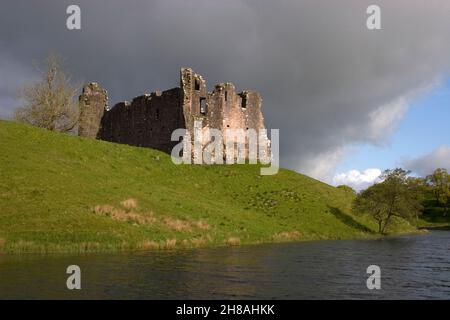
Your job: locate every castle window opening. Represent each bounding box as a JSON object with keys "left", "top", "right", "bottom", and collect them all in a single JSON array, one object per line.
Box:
[
  {"left": 225, "top": 91, "right": 228, "bottom": 101},
  {"left": 156, "top": 108, "right": 160, "bottom": 120},
  {"left": 241, "top": 96, "right": 247, "bottom": 109},
  {"left": 200, "top": 98, "right": 207, "bottom": 114},
  {"left": 195, "top": 79, "right": 200, "bottom": 91}
]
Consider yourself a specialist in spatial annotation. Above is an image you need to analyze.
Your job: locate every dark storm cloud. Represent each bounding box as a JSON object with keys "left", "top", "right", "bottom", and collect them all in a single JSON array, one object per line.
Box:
[{"left": 1, "top": 0, "right": 450, "bottom": 180}]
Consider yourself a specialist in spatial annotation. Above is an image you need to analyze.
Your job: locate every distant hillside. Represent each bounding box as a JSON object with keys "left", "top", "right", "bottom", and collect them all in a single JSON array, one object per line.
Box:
[{"left": 0, "top": 121, "right": 416, "bottom": 253}]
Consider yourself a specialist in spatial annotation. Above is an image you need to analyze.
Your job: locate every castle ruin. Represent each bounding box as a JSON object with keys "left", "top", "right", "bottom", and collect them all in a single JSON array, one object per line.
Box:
[{"left": 78, "top": 68, "right": 270, "bottom": 159}]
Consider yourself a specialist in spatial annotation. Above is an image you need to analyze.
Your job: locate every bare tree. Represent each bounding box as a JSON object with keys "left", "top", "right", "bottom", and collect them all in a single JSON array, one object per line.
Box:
[{"left": 14, "top": 54, "right": 79, "bottom": 133}]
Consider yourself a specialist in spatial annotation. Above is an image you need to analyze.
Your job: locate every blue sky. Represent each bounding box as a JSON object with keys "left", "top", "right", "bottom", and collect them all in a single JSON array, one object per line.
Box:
[{"left": 336, "top": 76, "right": 450, "bottom": 176}]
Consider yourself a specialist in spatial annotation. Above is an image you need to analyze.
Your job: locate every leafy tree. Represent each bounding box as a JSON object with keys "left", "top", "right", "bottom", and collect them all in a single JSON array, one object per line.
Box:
[
  {"left": 426, "top": 168, "right": 450, "bottom": 215},
  {"left": 353, "top": 168, "right": 423, "bottom": 234},
  {"left": 14, "top": 54, "right": 79, "bottom": 133},
  {"left": 405, "top": 176, "right": 427, "bottom": 221}
]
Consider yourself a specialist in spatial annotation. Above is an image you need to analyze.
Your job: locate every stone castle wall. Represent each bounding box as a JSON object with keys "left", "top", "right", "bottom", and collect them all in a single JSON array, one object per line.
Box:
[
  {"left": 97, "top": 88, "right": 185, "bottom": 153},
  {"left": 78, "top": 68, "right": 268, "bottom": 155}
]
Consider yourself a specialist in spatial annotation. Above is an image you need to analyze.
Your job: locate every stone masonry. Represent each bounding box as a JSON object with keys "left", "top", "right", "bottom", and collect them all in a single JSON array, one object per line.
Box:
[
  {"left": 78, "top": 68, "right": 269, "bottom": 157},
  {"left": 78, "top": 83, "right": 108, "bottom": 138}
]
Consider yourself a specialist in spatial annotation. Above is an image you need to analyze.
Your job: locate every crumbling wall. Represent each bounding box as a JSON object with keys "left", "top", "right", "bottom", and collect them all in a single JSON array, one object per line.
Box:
[
  {"left": 79, "top": 68, "right": 269, "bottom": 158},
  {"left": 78, "top": 83, "right": 108, "bottom": 138},
  {"left": 97, "top": 88, "right": 184, "bottom": 153},
  {"left": 180, "top": 69, "right": 266, "bottom": 134},
  {"left": 240, "top": 90, "right": 266, "bottom": 131},
  {"left": 180, "top": 68, "right": 209, "bottom": 132}
]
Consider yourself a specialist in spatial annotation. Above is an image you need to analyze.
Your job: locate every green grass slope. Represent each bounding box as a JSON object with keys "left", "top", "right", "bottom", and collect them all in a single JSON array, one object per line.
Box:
[{"left": 0, "top": 120, "right": 416, "bottom": 253}]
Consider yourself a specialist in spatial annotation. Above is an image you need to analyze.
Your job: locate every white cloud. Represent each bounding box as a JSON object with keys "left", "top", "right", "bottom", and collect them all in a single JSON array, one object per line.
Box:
[
  {"left": 333, "top": 168, "right": 382, "bottom": 191},
  {"left": 403, "top": 145, "right": 450, "bottom": 176},
  {"left": 295, "top": 146, "right": 348, "bottom": 184},
  {"left": 365, "top": 96, "right": 409, "bottom": 143}
]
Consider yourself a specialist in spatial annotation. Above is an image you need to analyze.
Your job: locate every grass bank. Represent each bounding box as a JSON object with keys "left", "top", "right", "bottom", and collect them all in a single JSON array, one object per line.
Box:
[{"left": 0, "top": 120, "right": 417, "bottom": 253}]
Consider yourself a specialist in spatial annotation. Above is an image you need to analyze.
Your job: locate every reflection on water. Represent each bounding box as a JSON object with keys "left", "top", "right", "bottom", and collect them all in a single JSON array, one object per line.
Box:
[{"left": 0, "top": 231, "right": 449, "bottom": 299}]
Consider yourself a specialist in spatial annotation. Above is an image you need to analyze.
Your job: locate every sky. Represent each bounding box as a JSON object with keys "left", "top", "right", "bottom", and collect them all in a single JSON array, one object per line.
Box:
[
  {"left": 0, "top": 0, "right": 449, "bottom": 190},
  {"left": 334, "top": 77, "right": 450, "bottom": 189}
]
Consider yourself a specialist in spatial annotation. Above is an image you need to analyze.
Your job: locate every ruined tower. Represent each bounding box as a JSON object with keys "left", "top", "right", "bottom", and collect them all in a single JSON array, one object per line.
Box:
[
  {"left": 78, "top": 82, "right": 108, "bottom": 138},
  {"left": 179, "top": 68, "right": 267, "bottom": 135},
  {"left": 78, "top": 68, "right": 269, "bottom": 157}
]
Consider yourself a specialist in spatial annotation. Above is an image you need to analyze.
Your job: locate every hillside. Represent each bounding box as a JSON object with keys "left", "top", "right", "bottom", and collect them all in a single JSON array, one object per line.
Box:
[{"left": 0, "top": 120, "right": 416, "bottom": 253}]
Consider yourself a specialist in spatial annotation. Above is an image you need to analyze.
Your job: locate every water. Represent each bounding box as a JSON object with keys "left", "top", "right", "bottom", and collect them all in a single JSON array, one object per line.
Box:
[{"left": 0, "top": 231, "right": 449, "bottom": 299}]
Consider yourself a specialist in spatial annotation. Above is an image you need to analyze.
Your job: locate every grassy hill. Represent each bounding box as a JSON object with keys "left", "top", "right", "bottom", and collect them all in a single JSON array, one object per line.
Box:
[{"left": 0, "top": 120, "right": 416, "bottom": 253}]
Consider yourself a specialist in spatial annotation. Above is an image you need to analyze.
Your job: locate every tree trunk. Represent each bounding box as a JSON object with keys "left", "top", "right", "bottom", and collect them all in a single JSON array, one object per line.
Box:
[
  {"left": 381, "top": 214, "right": 393, "bottom": 235},
  {"left": 377, "top": 220, "right": 383, "bottom": 234}
]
